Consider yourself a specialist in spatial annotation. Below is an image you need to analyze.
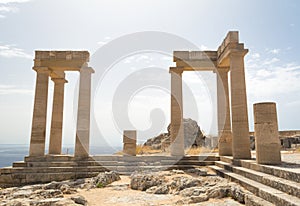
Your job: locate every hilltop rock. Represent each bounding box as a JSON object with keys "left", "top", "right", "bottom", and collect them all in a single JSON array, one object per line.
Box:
[
  {"left": 0, "top": 171, "right": 120, "bottom": 206},
  {"left": 130, "top": 172, "right": 166, "bottom": 191},
  {"left": 144, "top": 118, "right": 205, "bottom": 150}
]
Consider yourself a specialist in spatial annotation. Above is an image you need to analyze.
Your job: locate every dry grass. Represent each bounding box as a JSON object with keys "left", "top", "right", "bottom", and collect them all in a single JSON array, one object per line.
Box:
[
  {"left": 115, "top": 145, "right": 219, "bottom": 156},
  {"left": 114, "top": 145, "right": 163, "bottom": 155},
  {"left": 136, "top": 145, "right": 162, "bottom": 155},
  {"left": 185, "top": 147, "right": 218, "bottom": 155}
]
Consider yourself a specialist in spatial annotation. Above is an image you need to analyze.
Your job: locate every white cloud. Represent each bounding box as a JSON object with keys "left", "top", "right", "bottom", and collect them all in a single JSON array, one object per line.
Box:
[
  {"left": 0, "top": 0, "right": 32, "bottom": 18},
  {"left": 0, "top": 85, "right": 33, "bottom": 95},
  {"left": 161, "top": 56, "right": 172, "bottom": 61},
  {"left": 122, "top": 54, "right": 152, "bottom": 64},
  {"left": 252, "top": 53, "right": 260, "bottom": 59},
  {"left": 0, "top": 44, "right": 32, "bottom": 59},
  {"left": 0, "top": 5, "right": 18, "bottom": 12},
  {"left": 97, "top": 41, "right": 107, "bottom": 46},
  {"left": 262, "top": 57, "right": 280, "bottom": 65},
  {"left": 199, "top": 45, "right": 214, "bottom": 51},
  {"left": 0, "top": 0, "right": 31, "bottom": 3},
  {"left": 246, "top": 54, "right": 300, "bottom": 99},
  {"left": 269, "top": 49, "right": 280, "bottom": 54}
]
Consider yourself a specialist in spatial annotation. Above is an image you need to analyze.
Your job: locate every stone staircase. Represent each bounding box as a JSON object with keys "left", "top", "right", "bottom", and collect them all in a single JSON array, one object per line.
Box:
[
  {"left": 0, "top": 155, "right": 218, "bottom": 187},
  {"left": 209, "top": 156, "right": 300, "bottom": 206}
]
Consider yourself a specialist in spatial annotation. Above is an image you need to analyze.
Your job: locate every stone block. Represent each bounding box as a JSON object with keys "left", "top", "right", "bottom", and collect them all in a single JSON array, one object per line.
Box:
[
  {"left": 123, "top": 143, "right": 136, "bottom": 156},
  {"left": 123, "top": 130, "right": 137, "bottom": 143},
  {"left": 254, "top": 102, "right": 281, "bottom": 165}
]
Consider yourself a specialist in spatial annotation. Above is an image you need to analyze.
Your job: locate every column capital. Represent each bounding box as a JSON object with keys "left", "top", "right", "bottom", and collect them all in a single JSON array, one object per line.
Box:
[
  {"left": 169, "top": 67, "right": 184, "bottom": 74},
  {"left": 51, "top": 78, "right": 68, "bottom": 84},
  {"left": 33, "top": 66, "right": 51, "bottom": 74},
  {"left": 80, "top": 67, "right": 95, "bottom": 74},
  {"left": 229, "top": 49, "right": 248, "bottom": 58},
  {"left": 214, "top": 67, "right": 230, "bottom": 73}
]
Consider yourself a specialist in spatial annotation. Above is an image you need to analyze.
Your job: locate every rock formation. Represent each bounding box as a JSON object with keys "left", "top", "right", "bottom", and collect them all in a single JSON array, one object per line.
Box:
[
  {"left": 130, "top": 170, "right": 249, "bottom": 204},
  {"left": 0, "top": 171, "right": 120, "bottom": 206},
  {"left": 144, "top": 118, "right": 205, "bottom": 150}
]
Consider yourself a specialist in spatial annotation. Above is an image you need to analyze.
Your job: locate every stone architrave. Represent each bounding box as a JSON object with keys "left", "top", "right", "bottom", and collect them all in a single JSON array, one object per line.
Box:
[
  {"left": 229, "top": 52, "right": 251, "bottom": 159},
  {"left": 29, "top": 67, "right": 50, "bottom": 156},
  {"left": 217, "top": 68, "right": 232, "bottom": 156},
  {"left": 75, "top": 67, "right": 94, "bottom": 157},
  {"left": 170, "top": 67, "right": 184, "bottom": 156},
  {"left": 49, "top": 77, "right": 67, "bottom": 155},
  {"left": 254, "top": 102, "right": 281, "bottom": 165},
  {"left": 123, "top": 130, "right": 137, "bottom": 156}
]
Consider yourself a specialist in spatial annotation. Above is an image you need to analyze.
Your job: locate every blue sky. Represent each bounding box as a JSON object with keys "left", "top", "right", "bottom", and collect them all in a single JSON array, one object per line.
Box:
[{"left": 0, "top": 0, "right": 299, "bottom": 148}]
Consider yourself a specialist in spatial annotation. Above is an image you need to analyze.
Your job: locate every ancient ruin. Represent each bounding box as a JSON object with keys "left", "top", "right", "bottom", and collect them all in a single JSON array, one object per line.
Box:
[
  {"left": 123, "top": 130, "right": 137, "bottom": 156},
  {"left": 1, "top": 31, "right": 299, "bottom": 206},
  {"left": 28, "top": 31, "right": 252, "bottom": 159},
  {"left": 30, "top": 51, "right": 94, "bottom": 157},
  {"left": 170, "top": 31, "right": 250, "bottom": 158},
  {"left": 254, "top": 102, "right": 281, "bottom": 164}
]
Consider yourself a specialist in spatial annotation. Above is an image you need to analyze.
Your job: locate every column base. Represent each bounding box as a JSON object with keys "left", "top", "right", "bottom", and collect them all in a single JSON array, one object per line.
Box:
[
  {"left": 170, "top": 143, "right": 184, "bottom": 156},
  {"left": 218, "top": 142, "right": 232, "bottom": 156}
]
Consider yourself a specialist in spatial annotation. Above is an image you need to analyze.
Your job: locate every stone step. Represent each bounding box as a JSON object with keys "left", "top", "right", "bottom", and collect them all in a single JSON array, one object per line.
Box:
[
  {"left": 175, "top": 161, "right": 215, "bottom": 166},
  {"left": 14, "top": 160, "right": 216, "bottom": 168},
  {"left": 0, "top": 172, "right": 100, "bottom": 187},
  {"left": 210, "top": 165, "right": 300, "bottom": 206},
  {"left": 1, "top": 166, "right": 108, "bottom": 174},
  {"left": 24, "top": 155, "right": 219, "bottom": 163},
  {"left": 1, "top": 163, "right": 205, "bottom": 187},
  {"left": 244, "top": 194, "right": 274, "bottom": 206},
  {"left": 1, "top": 164, "right": 204, "bottom": 175},
  {"left": 220, "top": 156, "right": 300, "bottom": 183},
  {"left": 215, "top": 161, "right": 300, "bottom": 198},
  {"left": 12, "top": 161, "right": 28, "bottom": 167}
]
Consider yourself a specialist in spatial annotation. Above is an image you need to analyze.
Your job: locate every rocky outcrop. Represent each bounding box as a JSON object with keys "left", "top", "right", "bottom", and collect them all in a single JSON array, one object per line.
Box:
[
  {"left": 130, "top": 172, "right": 166, "bottom": 191},
  {"left": 0, "top": 171, "right": 120, "bottom": 206},
  {"left": 130, "top": 170, "right": 249, "bottom": 204},
  {"left": 92, "top": 171, "right": 121, "bottom": 188},
  {"left": 144, "top": 118, "right": 205, "bottom": 150}
]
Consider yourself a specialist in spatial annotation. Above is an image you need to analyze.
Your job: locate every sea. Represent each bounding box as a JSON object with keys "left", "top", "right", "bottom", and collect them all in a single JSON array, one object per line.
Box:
[{"left": 0, "top": 144, "right": 122, "bottom": 168}]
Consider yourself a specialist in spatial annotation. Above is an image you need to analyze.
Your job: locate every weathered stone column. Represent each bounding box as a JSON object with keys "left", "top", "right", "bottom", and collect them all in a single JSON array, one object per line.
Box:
[
  {"left": 230, "top": 52, "right": 251, "bottom": 159},
  {"left": 217, "top": 68, "right": 233, "bottom": 156},
  {"left": 123, "top": 130, "right": 137, "bottom": 156},
  {"left": 29, "top": 67, "right": 50, "bottom": 156},
  {"left": 49, "top": 77, "right": 67, "bottom": 155},
  {"left": 170, "top": 67, "right": 184, "bottom": 156},
  {"left": 75, "top": 67, "right": 94, "bottom": 157},
  {"left": 254, "top": 102, "right": 281, "bottom": 164}
]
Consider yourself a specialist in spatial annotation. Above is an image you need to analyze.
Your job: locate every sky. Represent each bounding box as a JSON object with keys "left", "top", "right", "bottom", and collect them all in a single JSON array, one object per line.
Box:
[{"left": 0, "top": 0, "right": 299, "bottom": 150}]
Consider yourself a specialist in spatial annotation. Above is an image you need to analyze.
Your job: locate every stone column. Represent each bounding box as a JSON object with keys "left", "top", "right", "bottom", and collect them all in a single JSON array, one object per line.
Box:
[
  {"left": 29, "top": 67, "right": 50, "bottom": 156},
  {"left": 75, "top": 67, "right": 94, "bottom": 157},
  {"left": 217, "top": 68, "right": 232, "bottom": 156},
  {"left": 123, "top": 130, "right": 137, "bottom": 156},
  {"left": 170, "top": 67, "right": 184, "bottom": 156},
  {"left": 254, "top": 102, "right": 281, "bottom": 164},
  {"left": 49, "top": 77, "right": 67, "bottom": 155},
  {"left": 229, "top": 52, "right": 251, "bottom": 159}
]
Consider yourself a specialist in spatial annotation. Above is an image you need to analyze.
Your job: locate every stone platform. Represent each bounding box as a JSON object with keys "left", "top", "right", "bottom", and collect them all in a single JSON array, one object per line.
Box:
[
  {"left": 0, "top": 155, "right": 219, "bottom": 188},
  {"left": 210, "top": 156, "right": 300, "bottom": 206}
]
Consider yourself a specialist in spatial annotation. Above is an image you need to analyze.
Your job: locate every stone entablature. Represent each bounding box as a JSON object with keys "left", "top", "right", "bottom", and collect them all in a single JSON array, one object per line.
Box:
[
  {"left": 35, "top": 51, "right": 89, "bottom": 61},
  {"left": 29, "top": 50, "right": 94, "bottom": 158},
  {"left": 34, "top": 51, "right": 90, "bottom": 72},
  {"left": 169, "top": 31, "right": 251, "bottom": 159}
]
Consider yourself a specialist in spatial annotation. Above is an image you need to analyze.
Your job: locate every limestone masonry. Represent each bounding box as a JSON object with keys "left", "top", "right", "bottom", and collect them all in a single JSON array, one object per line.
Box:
[{"left": 1, "top": 32, "right": 298, "bottom": 206}]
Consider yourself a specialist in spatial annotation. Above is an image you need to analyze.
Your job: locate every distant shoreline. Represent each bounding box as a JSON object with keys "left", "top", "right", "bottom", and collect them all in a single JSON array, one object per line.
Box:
[{"left": 0, "top": 144, "right": 122, "bottom": 168}]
